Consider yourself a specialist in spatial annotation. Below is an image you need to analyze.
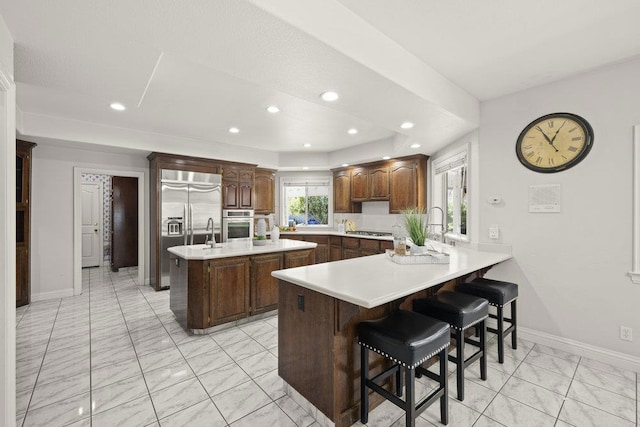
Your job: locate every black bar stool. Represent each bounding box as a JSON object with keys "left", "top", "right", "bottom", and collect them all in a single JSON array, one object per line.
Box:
[
  {"left": 456, "top": 278, "right": 518, "bottom": 363},
  {"left": 413, "top": 290, "right": 488, "bottom": 401},
  {"left": 358, "top": 309, "right": 450, "bottom": 427}
]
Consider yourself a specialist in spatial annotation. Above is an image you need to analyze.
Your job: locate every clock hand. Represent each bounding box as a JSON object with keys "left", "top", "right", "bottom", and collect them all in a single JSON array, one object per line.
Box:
[
  {"left": 536, "top": 126, "right": 559, "bottom": 152},
  {"left": 550, "top": 120, "right": 567, "bottom": 143}
]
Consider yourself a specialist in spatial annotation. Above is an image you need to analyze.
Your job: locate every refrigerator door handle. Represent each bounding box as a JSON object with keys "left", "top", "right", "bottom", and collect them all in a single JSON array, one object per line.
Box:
[
  {"left": 183, "top": 204, "right": 188, "bottom": 246},
  {"left": 189, "top": 203, "right": 194, "bottom": 245}
]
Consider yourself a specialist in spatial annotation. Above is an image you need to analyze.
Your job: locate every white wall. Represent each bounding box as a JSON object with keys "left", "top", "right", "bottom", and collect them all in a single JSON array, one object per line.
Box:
[
  {"left": 31, "top": 143, "right": 149, "bottom": 298},
  {"left": 0, "top": 12, "right": 15, "bottom": 427},
  {"left": 479, "top": 57, "right": 640, "bottom": 358}
]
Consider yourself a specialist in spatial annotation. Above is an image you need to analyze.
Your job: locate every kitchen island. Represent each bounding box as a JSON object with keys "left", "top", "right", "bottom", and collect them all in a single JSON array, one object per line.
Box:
[
  {"left": 168, "top": 239, "right": 316, "bottom": 332},
  {"left": 272, "top": 245, "right": 511, "bottom": 427}
]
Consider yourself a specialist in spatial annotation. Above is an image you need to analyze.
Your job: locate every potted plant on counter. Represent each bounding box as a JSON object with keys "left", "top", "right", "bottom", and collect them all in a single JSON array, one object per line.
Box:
[{"left": 402, "top": 208, "right": 428, "bottom": 254}]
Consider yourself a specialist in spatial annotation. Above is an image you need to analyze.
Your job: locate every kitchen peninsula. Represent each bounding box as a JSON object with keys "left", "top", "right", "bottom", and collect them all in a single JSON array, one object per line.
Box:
[
  {"left": 272, "top": 246, "right": 511, "bottom": 427},
  {"left": 168, "top": 239, "right": 316, "bottom": 332}
]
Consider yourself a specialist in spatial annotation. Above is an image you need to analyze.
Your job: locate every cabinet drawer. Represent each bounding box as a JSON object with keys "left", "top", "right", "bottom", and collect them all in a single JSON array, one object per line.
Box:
[
  {"left": 380, "top": 240, "right": 394, "bottom": 251},
  {"left": 303, "top": 235, "right": 329, "bottom": 245},
  {"left": 342, "top": 237, "right": 359, "bottom": 248},
  {"left": 359, "top": 239, "right": 380, "bottom": 251}
]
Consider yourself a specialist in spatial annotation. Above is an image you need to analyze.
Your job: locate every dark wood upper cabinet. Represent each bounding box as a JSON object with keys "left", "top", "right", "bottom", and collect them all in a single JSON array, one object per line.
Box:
[
  {"left": 333, "top": 170, "right": 353, "bottom": 213},
  {"left": 221, "top": 165, "right": 254, "bottom": 209},
  {"left": 368, "top": 166, "right": 389, "bottom": 200},
  {"left": 16, "top": 140, "right": 36, "bottom": 307},
  {"left": 331, "top": 155, "right": 427, "bottom": 214},
  {"left": 350, "top": 167, "right": 368, "bottom": 202},
  {"left": 254, "top": 168, "right": 276, "bottom": 214},
  {"left": 389, "top": 156, "right": 427, "bottom": 213}
]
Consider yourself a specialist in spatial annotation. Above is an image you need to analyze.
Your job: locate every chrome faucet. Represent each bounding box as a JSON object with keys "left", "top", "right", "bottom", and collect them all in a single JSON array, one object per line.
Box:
[
  {"left": 205, "top": 217, "right": 216, "bottom": 248},
  {"left": 426, "top": 207, "right": 446, "bottom": 243}
]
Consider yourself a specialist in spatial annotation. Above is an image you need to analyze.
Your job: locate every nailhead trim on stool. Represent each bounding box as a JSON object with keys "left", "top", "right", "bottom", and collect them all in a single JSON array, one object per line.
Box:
[
  {"left": 456, "top": 278, "right": 518, "bottom": 364},
  {"left": 358, "top": 310, "right": 450, "bottom": 427}
]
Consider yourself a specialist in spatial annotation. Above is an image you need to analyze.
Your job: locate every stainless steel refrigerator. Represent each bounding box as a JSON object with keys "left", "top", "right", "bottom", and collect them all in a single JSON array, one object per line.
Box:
[{"left": 159, "top": 170, "right": 222, "bottom": 288}]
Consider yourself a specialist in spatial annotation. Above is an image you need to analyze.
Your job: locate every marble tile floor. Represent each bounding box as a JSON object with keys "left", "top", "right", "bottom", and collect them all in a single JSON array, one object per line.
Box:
[{"left": 15, "top": 267, "right": 638, "bottom": 427}]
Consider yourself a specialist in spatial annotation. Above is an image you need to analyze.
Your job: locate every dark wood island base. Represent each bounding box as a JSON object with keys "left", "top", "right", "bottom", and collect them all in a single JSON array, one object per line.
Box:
[{"left": 277, "top": 269, "right": 490, "bottom": 427}]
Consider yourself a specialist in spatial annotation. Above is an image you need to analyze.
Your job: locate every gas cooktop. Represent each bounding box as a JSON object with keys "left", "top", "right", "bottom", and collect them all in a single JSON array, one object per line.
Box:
[{"left": 346, "top": 230, "right": 393, "bottom": 237}]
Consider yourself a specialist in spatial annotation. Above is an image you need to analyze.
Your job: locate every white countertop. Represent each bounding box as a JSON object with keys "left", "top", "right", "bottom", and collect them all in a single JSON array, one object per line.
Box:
[
  {"left": 280, "top": 230, "right": 393, "bottom": 241},
  {"left": 167, "top": 239, "right": 317, "bottom": 260},
  {"left": 271, "top": 246, "right": 511, "bottom": 309}
]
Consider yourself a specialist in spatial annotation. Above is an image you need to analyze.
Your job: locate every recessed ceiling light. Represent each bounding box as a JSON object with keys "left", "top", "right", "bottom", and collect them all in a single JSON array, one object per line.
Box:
[
  {"left": 400, "top": 122, "right": 414, "bottom": 129},
  {"left": 342, "top": 163, "right": 349, "bottom": 167},
  {"left": 410, "top": 143, "right": 421, "bottom": 149},
  {"left": 110, "top": 102, "right": 126, "bottom": 111},
  {"left": 229, "top": 127, "right": 240, "bottom": 134},
  {"left": 266, "top": 105, "right": 280, "bottom": 114},
  {"left": 302, "top": 166, "right": 309, "bottom": 170},
  {"left": 303, "top": 143, "right": 311, "bottom": 148},
  {"left": 347, "top": 128, "right": 358, "bottom": 135},
  {"left": 320, "top": 91, "right": 339, "bottom": 102},
  {"left": 382, "top": 156, "right": 391, "bottom": 160}
]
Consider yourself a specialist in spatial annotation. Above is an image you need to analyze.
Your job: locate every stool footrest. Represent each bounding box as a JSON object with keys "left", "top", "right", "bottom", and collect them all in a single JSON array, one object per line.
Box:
[{"left": 487, "top": 324, "right": 515, "bottom": 336}]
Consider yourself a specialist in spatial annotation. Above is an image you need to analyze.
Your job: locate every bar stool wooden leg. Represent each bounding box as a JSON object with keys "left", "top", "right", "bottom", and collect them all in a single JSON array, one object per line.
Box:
[
  {"left": 497, "top": 305, "right": 505, "bottom": 363},
  {"left": 396, "top": 365, "right": 403, "bottom": 397},
  {"left": 511, "top": 300, "right": 517, "bottom": 349},
  {"left": 440, "top": 348, "right": 449, "bottom": 425},
  {"left": 479, "top": 320, "right": 487, "bottom": 380},
  {"left": 405, "top": 368, "right": 416, "bottom": 427},
  {"left": 453, "top": 328, "right": 465, "bottom": 401},
  {"left": 360, "top": 346, "right": 369, "bottom": 424}
]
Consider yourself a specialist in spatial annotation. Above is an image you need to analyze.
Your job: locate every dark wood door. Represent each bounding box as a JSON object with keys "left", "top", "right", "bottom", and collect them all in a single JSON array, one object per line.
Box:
[
  {"left": 333, "top": 171, "right": 351, "bottom": 213},
  {"left": 239, "top": 182, "right": 253, "bottom": 209},
  {"left": 222, "top": 181, "right": 239, "bottom": 208},
  {"left": 284, "top": 249, "right": 316, "bottom": 268},
  {"left": 250, "top": 253, "right": 283, "bottom": 314},
  {"left": 368, "top": 166, "right": 389, "bottom": 200},
  {"left": 350, "top": 168, "right": 368, "bottom": 201},
  {"left": 254, "top": 169, "right": 275, "bottom": 214},
  {"left": 389, "top": 160, "right": 418, "bottom": 213},
  {"left": 210, "top": 257, "right": 250, "bottom": 324},
  {"left": 111, "top": 176, "right": 138, "bottom": 271}
]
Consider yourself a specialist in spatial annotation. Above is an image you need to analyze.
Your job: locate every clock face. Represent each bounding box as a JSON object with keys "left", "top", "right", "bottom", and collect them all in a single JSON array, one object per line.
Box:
[{"left": 516, "top": 113, "right": 594, "bottom": 173}]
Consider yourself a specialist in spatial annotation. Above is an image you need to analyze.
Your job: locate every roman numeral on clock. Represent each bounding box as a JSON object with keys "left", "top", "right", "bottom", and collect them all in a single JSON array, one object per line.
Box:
[{"left": 568, "top": 146, "right": 578, "bottom": 152}]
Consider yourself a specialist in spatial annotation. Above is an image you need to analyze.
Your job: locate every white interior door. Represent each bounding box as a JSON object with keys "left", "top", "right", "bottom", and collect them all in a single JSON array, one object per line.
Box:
[{"left": 81, "top": 182, "right": 102, "bottom": 267}]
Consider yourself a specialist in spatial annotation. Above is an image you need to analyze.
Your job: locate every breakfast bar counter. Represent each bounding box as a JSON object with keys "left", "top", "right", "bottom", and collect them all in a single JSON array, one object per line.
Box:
[{"left": 271, "top": 246, "right": 511, "bottom": 427}]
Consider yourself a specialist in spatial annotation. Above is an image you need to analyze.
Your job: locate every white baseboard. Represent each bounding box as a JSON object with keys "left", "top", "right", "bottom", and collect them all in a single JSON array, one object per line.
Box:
[
  {"left": 519, "top": 326, "right": 640, "bottom": 373},
  {"left": 31, "top": 288, "right": 75, "bottom": 302}
]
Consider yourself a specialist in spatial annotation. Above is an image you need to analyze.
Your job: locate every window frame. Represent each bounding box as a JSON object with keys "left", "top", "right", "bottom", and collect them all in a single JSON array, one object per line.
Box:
[
  {"left": 431, "top": 143, "right": 471, "bottom": 243},
  {"left": 279, "top": 175, "right": 333, "bottom": 228}
]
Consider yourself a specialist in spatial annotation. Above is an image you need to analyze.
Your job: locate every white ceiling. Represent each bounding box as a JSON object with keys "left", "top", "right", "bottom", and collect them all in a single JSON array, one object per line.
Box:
[{"left": 2, "top": 0, "right": 640, "bottom": 167}]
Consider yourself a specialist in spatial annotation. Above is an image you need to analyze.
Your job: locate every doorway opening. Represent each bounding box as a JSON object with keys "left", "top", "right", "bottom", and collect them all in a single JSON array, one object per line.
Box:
[{"left": 74, "top": 168, "right": 144, "bottom": 295}]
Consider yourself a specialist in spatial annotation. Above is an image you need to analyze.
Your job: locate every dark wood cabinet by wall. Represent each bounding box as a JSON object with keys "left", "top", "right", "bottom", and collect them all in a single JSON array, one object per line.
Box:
[
  {"left": 16, "top": 140, "right": 36, "bottom": 307},
  {"left": 254, "top": 168, "right": 276, "bottom": 214},
  {"left": 333, "top": 170, "right": 359, "bottom": 213},
  {"left": 284, "top": 249, "right": 316, "bottom": 268},
  {"left": 389, "top": 156, "right": 427, "bottom": 213}
]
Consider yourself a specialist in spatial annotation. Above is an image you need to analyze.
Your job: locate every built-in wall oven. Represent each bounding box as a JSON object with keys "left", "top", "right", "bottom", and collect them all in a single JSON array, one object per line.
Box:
[{"left": 222, "top": 209, "right": 254, "bottom": 242}]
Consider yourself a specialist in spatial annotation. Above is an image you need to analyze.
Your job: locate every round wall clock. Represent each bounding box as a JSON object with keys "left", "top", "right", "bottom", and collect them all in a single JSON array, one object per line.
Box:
[{"left": 515, "top": 112, "right": 594, "bottom": 173}]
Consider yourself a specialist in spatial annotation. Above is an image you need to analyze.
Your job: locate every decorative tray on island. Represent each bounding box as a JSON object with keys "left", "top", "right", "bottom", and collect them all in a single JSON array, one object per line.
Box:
[{"left": 385, "top": 249, "right": 450, "bottom": 264}]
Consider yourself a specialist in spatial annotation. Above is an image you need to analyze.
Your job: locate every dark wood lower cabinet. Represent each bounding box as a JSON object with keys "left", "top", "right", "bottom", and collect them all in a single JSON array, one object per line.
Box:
[
  {"left": 250, "top": 253, "right": 284, "bottom": 315},
  {"left": 210, "top": 257, "right": 250, "bottom": 324},
  {"left": 170, "top": 248, "right": 315, "bottom": 330}
]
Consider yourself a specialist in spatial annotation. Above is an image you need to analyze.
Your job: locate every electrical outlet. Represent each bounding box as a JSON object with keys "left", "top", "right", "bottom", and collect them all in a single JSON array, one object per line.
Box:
[
  {"left": 620, "top": 326, "right": 633, "bottom": 342},
  {"left": 488, "top": 225, "right": 500, "bottom": 240}
]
